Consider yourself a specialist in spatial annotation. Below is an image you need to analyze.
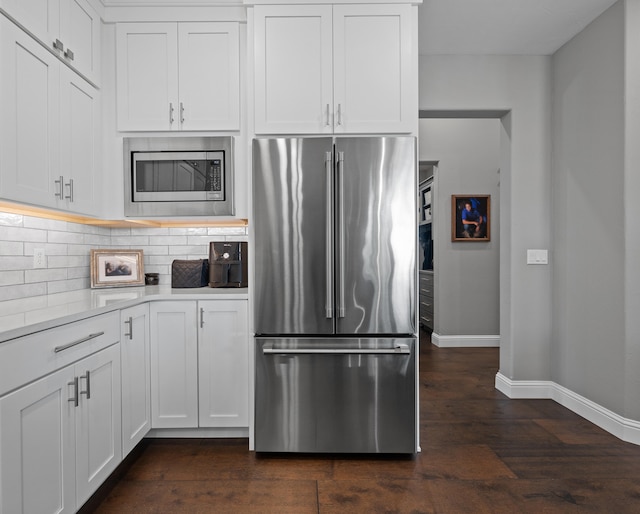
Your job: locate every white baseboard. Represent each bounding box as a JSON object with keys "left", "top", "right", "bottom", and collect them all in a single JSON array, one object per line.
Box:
[
  {"left": 495, "top": 372, "right": 640, "bottom": 445},
  {"left": 432, "top": 333, "right": 500, "bottom": 347}
]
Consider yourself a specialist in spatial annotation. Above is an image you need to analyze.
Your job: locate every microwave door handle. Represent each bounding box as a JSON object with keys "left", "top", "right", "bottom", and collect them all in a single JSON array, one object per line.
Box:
[{"left": 325, "top": 151, "right": 334, "bottom": 319}]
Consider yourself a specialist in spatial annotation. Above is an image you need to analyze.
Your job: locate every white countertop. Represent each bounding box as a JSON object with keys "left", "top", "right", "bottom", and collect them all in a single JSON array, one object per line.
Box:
[{"left": 0, "top": 286, "right": 249, "bottom": 344}]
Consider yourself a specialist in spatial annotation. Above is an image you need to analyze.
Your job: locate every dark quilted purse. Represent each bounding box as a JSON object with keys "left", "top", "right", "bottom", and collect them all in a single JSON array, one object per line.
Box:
[{"left": 171, "top": 259, "right": 209, "bottom": 288}]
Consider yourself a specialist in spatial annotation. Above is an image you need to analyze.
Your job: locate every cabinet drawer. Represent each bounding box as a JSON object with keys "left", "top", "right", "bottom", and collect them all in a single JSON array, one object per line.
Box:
[
  {"left": 0, "top": 311, "right": 120, "bottom": 395},
  {"left": 419, "top": 295, "right": 433, "bottom": 315},
  {"left": 419, "top": 313, "right": 433, "bottom": 328}
]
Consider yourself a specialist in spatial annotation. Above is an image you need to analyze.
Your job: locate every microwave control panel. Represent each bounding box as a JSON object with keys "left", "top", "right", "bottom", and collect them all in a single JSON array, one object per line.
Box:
[{"left": 207, "top": 158, "right": 224, "bottom": 200}]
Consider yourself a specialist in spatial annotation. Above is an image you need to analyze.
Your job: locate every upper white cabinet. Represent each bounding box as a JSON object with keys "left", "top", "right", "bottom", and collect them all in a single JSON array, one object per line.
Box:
[
  {"left": 116, "top": 22, "right": 240, "bottom": 132},
  {"left": 0, "top": 0, "right": 101, "bottom": 84},
  {"left": 0, "top": 17, "right": 100, "bottom": 216},
  {"left": 254, "top": 3, "right": 415, "bottom": 134}
]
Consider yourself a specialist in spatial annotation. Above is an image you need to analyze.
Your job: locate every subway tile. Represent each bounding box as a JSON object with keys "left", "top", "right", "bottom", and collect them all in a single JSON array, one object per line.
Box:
[
  {"left": 226, "top": 235, "right": 249, "bottom": 242},
  {"left": 84, "top": 233, "right": 112, "bottom": 245},
  {"left": 110, "top": 228, "right": 132, "bottom": 236},
  {"left": 0, "top": 270, "right": 24, "bottom": 286},
  {"left": 23, "top": 216, "right": 67, "bottom": 231},
  {"left": 48, "top": 230, "right": 84, "bottom": 245},
  {"left": 67, "top": 244, "right": 94, "bottom": 256},
  {"left": 25, "top": 268, "right": 68, "bottom": 284},
  {"left": 187, "top": 235, "right": 220, "bottom": 246},
  {"left": 147, "top": 235, "right": 188, "bottom": 246},
  {"left": 132, "top": 228, "right": 170, "bottom": 236},
  {"left": 138, "top": 246, "right": 169, "bottom": 256},
  {"left": 0, "top": 282, "right": 47, "bottom": 302},
  {"left": 0, "top": 241, "right": 24, "bottom": 256},
  {"left": 67, "top": 266, "right": 90, "bottom": 279},
  {"left": 48, "top": 255, "right": 87, "bottom": 268},
  {"left": 207, "top": 227, "right": 247, "bottom": 235},
  {"left": 111, "top": 235, "right": 150, "bottom": 246},
  {"left": 169, "top": 245, "right": 209, "bottom": 256},
  {"left": 47, "top": 277, "right": 89, "bottom": 295},
  {"left": 0, "top": 256, "right": 33, "bottom": 271},
  {"left": 0, "top": 226, "right": 47, "bottom": 243},
  {"left": 169, "top": 227, "right": 207, "bottom": 236},
  {"left": 24, "top": 242, "right": 68, "bottom": 256},
  {"left": 0, "top": 213, "right": 23, "bottom": 227}
]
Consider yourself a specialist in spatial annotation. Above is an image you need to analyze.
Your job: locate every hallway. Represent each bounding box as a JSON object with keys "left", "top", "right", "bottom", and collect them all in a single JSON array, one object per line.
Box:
[{"left": 87, "top": 332, "right": 640, "bottom": 513}]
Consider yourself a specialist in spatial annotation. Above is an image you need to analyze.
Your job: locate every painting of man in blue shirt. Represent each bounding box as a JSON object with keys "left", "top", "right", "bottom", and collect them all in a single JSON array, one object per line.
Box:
[
  {"left": 453, "top": 195, "right": 489, "bottom": 240},
  {"left": 461, "top": 199, "right": 485, "bottom": 238}
]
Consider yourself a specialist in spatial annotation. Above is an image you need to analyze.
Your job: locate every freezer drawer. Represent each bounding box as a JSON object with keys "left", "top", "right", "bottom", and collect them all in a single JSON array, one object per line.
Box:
[{"left": 255, "top": 337, "right": 416, "bottom": 454}]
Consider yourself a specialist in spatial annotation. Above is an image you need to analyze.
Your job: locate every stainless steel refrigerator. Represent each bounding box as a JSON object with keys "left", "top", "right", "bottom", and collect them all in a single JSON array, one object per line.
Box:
[{"left": 253, "top": 136, "right": 417, "bottom": 453}]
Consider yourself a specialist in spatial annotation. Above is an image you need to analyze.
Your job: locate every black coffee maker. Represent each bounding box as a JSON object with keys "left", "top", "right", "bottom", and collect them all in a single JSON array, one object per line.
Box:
[{"left": 208, "top": 242, "right": 248, "bottom": 288}]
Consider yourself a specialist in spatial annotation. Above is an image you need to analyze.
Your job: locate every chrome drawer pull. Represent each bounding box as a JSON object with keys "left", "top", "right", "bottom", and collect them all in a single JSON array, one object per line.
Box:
[
  {"left": 263, "top": 343, "right": 410, "bottom": 355},
  {"left": 124, "top": 317, "right": 133, "bottom": 340},
  {"left": 54, "top": 331, "right": 105, "bottom": 353},
  {"left": 80, "top": 370, "right": 91, "bottom": 400},
  {"left": 68, "top": 377, "right": 79, "bottom": 407}
]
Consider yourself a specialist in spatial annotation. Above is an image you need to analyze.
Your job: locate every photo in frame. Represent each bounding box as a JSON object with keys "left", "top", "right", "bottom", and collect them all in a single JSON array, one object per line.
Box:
[
  {"left": 90, "top": 249, "right": 145, "bottom": 288},
  {"left": 451, "top": 195, "right": 491, "bottom": 242}
]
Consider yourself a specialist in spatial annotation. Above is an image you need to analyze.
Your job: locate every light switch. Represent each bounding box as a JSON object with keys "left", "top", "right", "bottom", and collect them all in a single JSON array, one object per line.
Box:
[{"left": 527, "top": 249, "right": 548, "bottom": 265}]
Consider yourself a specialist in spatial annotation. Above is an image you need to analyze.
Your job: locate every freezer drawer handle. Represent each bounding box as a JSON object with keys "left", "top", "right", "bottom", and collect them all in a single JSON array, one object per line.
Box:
[
  {"left": 262, "top": 342, "right": 410, "bottom": 355},
  {"left": 54, "top": 331, "right": 105, "bottom": 353}
]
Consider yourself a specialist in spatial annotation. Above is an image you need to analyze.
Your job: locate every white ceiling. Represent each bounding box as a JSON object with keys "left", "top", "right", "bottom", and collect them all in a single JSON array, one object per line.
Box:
[{"left": 418, "top": 0, "right": 618, "bottom": 55}]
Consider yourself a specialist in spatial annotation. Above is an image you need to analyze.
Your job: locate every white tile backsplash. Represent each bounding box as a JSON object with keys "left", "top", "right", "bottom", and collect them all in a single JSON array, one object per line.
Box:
[{"left": 0, "top": 211, "right": 248, "bottom": 302}]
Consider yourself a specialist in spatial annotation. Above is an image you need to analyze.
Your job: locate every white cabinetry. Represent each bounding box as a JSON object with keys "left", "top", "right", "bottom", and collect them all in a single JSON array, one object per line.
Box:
[
  {"left": 0, "top": 0, "right": 101, "bottom": 84},
  {"left": 149, "top": 301, "right": 199, "bottom": 428},
  {"left": 120, "top": 303, "right": 151, "bottom": 457},
  {"left": 116, "top": 22, "right": 240, "bottom": 131},
  {"left": 254, "top": 3, "right": 414, "bottom": 134},
  {"left": 0, "top": 16, "right": 100, "bottom": 216},
  {"left": 198, "top": 300, "right": 249, "bottom": 428},
  {"left": 149, "top": 299, "right": 249, "bottom": 429},
  {"left": 0, "top": 316, "right": 121, "bottom": 514}
]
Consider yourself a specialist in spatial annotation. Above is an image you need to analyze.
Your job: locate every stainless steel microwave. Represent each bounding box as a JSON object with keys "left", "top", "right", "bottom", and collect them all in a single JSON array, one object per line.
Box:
[{"left": 123, "top": 136, "right": 234, "bottom": 217}]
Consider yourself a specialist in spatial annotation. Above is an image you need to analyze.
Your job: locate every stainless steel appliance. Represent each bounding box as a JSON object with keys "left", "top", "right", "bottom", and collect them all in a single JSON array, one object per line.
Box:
[
  {"left": 253, "top": 136, "right": 417, "bottom": 454},
  {"left": 123, "top": 136, "right": 234, "bottom": 217},
  {"left": 209, "top": 242, "right": 248, "bottom": 288}
]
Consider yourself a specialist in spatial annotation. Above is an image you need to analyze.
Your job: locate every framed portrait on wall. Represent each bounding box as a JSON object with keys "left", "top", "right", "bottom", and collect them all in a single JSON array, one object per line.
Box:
[{"left": 451, "top": 195, "right": 491, "bottom": 242}]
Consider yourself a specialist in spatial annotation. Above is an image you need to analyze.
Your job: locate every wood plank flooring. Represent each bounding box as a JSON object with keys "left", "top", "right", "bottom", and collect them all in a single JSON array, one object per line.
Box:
[{"left": 87, "top": 332, "right": 640, "bottom": 513}]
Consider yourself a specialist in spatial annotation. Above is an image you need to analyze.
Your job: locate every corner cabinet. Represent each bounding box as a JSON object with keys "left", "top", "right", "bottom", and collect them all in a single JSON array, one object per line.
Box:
[
  {"left": 0, "top": 16, "right": 100, "bottom": 216},
  {"left": 116, "top": 22, "right": 240, "bottom": 132},
  {"left": 149, "top": 300, "right": 249, "bottom": 430},
  {"left": 253, "top": 3, "right": 415, "bottom": 134}
]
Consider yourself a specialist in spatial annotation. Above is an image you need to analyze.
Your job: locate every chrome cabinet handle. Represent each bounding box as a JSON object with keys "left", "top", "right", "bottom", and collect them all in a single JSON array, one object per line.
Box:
[
  {"left": 262, "top": 342, "right": 410, "bottom": 355},
  {"left": 325, "top": 151, "right": 334, "bottom": 318},
  {"left": 64, "top": 48, "right": 74, "bottom": 61},
  {"left": 336, "top": 103, "right": 343, "bottom": 126},
  {"left": 337, "top": 151, "right": 345, "bottom": 318},
  {"left": 53, "top": 39, "right": 64, "bottom": 52},
  {"left": 169, "top": 103, "right": 175, "bottom": 124},
  {"left": 64, "top": 179, "right": 73, "bottom": 202},
  {"left": 55, "top": 176, "right": 64, "bottom": 199},
  {"left": 200, "top": 307, "right": 205, "bottom": 328},
  {"left": 54, "top": 331, "right": 104, "bottom": 353},
  {"left": 124, "top": 317, "right": 133, "bottom": 340},
  {"left": 80, "top": 370, "right": 91, "bottom": 400},
  {"left": 68, "top": 377, "right": 79, "bottom": 407},
  {"left": 180, "top": 102, "right": 185, "bottom": 123},
  {"left": 325, "top": 104, "right": 331, "bottom": 127}
]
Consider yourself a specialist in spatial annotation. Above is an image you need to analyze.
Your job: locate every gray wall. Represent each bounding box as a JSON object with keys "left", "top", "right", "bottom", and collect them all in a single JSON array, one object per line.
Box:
[
  {"left": 419, "top": 55, "right": 553, "bottom": 380},
  {"left": 552, "top": 2, "right": 626, "bottom": 413},
  {"left": 419, "top": 119, "right": 500, "bottom": 337}
]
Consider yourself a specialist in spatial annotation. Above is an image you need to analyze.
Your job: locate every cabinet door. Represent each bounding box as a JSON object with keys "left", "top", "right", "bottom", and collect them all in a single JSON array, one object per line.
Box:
[
  {"left": 59, "top": 65, "right": 100, "bottom": 216},
  {"left": 59, "top": 0, "right": 101, "bottom": 85},
  {"left": 0, "top": 0, "right": 60, "bottom": 52},
  {"left": 0, "top": 17, "right": 60, "bottom": 208},
  {"left": 150, "top": 301, "right": 198, "bottom": 428},
  {"left": 0, "top": 366, "right": 76, "bottom": 514},
  {"left": 333, "top": 4, "right": 414, "bottom": 133},
  {"left": 198, "top": 300, "right": 249, "bottom": 427},
  {"left": 254, "top": 5, "right": 333, "bottom": 134},
  {"left": 178, "top": 22, "right": 240, "bottom": 131},
  {"left": 116, "top": 22, "right": 179, "bottom": 131},
  {"left": 74, "top": 344, "right": 122, "bottom": 507},
  {"left": 120, "top": 303, "right": 151, "bottom": 457}
]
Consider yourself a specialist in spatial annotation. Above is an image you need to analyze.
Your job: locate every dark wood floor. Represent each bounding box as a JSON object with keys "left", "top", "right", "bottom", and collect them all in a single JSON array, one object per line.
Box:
[{"left": 88, "top": 332, "right": 640, "bottom": 513}]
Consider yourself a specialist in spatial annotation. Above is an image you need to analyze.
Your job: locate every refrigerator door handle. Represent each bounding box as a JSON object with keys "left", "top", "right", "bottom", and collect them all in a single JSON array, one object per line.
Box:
[
  {"left": 262, "top": 342, "right": 411, "bottom": 355},
  {"left": 325, "top": 151, "right": 334, "bottom": 318},
  {"left": 337, "top": 151, "right": 346, "bottom": 318}
]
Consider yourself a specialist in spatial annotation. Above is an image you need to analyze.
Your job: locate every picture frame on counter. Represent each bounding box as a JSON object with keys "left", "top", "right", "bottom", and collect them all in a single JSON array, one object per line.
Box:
[
  {"left": 90, "top": 249, "right": 145, "bottom": 288},
  {"left": 451, "top": 195, "right": 491, "bottom": 242}
]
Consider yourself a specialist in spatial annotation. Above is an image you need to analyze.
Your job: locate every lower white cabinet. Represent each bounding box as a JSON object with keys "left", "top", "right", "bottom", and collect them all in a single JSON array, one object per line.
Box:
[
  {"left": 149, "top": 299, "right": 249, "bottom": 429},
  {"left": 120, "top": 303, "right": 151, "bottom": 456},
  {"left": 0, "top": 343, "right": 121, "bottom": 513}
]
